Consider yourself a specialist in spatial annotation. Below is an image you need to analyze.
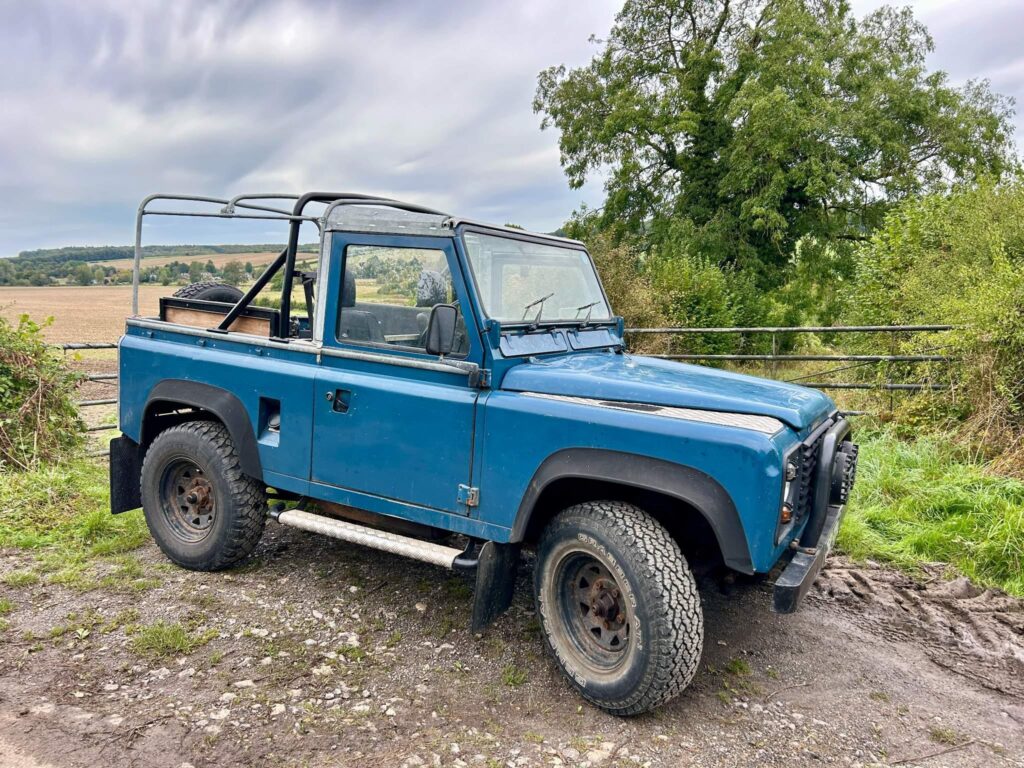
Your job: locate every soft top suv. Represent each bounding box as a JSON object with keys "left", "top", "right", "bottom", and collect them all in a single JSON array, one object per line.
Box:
[{"left": 110, "top": 192, "right": 858, "bottom": 715}]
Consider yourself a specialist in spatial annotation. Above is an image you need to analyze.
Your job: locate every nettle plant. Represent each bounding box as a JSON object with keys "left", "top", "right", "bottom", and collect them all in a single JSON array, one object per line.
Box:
[{"left": 0, "top": 315, "right": 83, "bottom": 470}]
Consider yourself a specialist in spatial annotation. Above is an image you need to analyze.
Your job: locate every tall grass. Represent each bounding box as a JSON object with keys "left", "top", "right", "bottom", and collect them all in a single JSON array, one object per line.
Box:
[
  {"left": 839, "top": 428, "right": 1024, "bottom": 596},
  {"left": 0, "top": 458, "right": 147, "bottom": 556}
]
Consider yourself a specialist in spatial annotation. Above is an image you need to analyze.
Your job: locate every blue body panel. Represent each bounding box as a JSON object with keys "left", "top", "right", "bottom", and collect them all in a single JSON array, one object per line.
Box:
[
  {"left": 476, "top": 389, "right": 800, "bottom": 571},
  {"left": 119, "top": 225, "right": 837, "bottom": 575},
  {"left": 500, "top": 350, "right": 832, "bottom": 431}
]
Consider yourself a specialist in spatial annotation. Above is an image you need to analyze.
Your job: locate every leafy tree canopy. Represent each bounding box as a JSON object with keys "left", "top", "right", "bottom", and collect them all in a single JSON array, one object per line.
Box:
[{"left": 535, "top": 0, "right": 1017, "bottom": 286}]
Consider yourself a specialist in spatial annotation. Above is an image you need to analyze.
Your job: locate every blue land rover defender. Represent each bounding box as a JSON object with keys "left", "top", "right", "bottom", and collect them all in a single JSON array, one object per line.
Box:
[{"left": 110, "top": 192, "right": 858, "bottom": 715}]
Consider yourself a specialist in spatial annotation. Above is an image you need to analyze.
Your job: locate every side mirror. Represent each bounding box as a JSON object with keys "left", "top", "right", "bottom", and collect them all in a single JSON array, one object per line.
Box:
[{"left": 425, "top": 304, "right": 458, "bottom": 357}]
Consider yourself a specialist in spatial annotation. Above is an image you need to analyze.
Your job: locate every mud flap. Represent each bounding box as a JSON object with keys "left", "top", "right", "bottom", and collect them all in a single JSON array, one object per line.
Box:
[
  {"left": 470, "top": 541, "right": 520, "bottom": 633},
  {"left": 109, "top": 435, "right": 142, "bottom": 514}
]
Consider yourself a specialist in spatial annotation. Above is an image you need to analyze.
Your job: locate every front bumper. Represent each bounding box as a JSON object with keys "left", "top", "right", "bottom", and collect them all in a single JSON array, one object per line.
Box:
[
  {"left": 772, "top": 501, "right": 845, "bottom": 613},
  {"left": 772, "top": 416, "right": 857, "bottom": 613}
]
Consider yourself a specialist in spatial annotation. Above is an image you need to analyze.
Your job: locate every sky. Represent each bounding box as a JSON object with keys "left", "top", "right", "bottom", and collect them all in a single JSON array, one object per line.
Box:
[{"left": 0, "top": 0, "right": 1021, "bottom": 257}]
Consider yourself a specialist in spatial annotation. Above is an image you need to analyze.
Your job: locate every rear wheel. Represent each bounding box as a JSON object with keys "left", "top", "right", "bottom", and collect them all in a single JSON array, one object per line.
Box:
[
  {"left": 141, "top": 421, "right": 266, "bottom": 571},
  {"left": 533, "top": 501, "right": 703, "bottom": 715},
  {"left": 172, "top": 281, "right": 244, "bottom": 303}
]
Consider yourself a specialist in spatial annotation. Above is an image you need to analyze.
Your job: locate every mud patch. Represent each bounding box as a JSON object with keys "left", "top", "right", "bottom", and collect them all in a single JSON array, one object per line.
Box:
[{"left": 814, "top": 558, "right": 1024, "bottom": 699}]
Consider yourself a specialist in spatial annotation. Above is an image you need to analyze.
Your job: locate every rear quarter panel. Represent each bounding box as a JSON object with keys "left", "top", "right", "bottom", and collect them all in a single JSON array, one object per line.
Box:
[{"left": 119, "top": 329, "right": 316, "bottom": 485}]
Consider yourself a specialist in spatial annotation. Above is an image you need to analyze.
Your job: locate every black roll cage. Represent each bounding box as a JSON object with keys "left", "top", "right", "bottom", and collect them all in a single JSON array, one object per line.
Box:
[{"left": 133, "top": 191, "right": 586, "bottom": 340}]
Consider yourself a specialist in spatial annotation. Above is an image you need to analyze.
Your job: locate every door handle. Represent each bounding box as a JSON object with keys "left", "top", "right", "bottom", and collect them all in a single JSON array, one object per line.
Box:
[{"left": 328, "top": 389, "right": 352, "bottom": 413}]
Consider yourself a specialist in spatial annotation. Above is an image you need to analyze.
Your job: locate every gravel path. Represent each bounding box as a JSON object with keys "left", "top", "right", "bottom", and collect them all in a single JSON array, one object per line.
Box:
[{"left": 0, "top": 525, "right": 1021, "bottom": 767}]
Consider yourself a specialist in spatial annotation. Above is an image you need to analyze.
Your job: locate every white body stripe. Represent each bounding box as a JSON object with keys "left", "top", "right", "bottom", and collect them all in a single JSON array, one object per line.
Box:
[{"left": 520, "top": 392, "right": 784, "bottom": 435}]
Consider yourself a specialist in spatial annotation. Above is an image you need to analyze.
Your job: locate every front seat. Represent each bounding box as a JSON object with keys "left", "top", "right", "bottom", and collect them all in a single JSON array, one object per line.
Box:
[{"left": 337, "top": 270, "right": 385, "bottom": 343}]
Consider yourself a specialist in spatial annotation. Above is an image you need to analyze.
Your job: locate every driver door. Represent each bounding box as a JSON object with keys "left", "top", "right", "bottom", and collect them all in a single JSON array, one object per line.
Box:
[{"left": 310, "top": 233, "right": 479, "bottom": 516}]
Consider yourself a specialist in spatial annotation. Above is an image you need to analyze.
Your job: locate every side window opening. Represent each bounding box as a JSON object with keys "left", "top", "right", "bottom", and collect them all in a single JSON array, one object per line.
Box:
[{"left": 336, "top": 245, "right": 468, "bottom": 357}]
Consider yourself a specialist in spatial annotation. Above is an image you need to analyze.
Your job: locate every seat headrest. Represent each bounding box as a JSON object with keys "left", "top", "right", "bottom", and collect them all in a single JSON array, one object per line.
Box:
[{"left": 342, "top": 270, "right": 357, "bottom": 308}]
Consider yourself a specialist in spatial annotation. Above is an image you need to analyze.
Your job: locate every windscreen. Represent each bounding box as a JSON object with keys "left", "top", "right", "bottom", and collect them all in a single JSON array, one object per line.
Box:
[{"left": 462, "top": 232, "right": 611, "bottom": 323}]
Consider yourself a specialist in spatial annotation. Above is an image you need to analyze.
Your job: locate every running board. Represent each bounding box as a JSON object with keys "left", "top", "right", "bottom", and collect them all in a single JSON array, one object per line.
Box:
[{"left": 271, "top": 507, "right": 471, "bottom": 570}]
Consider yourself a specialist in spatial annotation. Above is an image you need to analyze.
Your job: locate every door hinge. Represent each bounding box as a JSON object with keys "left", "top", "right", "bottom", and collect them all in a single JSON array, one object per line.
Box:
[
  {"left": 457, "top": 484, "right": 480, "bottom": 507},
  {"left": 475, "top": 368, "right": 492, "bottom": 388}
]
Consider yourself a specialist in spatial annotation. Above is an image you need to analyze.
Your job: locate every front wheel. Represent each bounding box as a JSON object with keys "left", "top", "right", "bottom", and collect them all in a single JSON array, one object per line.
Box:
[{"left": 533, "top": 501, "right": 703, "bottom": 715}]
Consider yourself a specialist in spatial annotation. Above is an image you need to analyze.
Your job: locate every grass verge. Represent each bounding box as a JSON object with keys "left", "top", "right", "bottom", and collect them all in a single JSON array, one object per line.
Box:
[
  {"left": 839, "top": 429, "right": 1024, "bottom": 596},
  {"left": 0, "top": 457, "right": 149, "bottom": 591},
  {"left": 0, "top": 457, "right": 147, "bottom": 555}
]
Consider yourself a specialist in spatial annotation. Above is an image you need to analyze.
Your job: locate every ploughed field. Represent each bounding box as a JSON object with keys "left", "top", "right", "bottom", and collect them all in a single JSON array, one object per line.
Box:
[{"left": 0, "top": 285, "right": 169, "bottom": 344}]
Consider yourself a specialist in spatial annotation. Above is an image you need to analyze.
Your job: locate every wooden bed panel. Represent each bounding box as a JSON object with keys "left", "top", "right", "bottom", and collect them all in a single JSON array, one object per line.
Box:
[{"left": 163, "top": 306, "right": 271, "bottom": 336}]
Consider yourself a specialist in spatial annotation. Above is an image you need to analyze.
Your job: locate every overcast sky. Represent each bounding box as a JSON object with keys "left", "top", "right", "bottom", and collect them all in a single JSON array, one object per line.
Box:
[{"left": 0, "top": 0, "right": 1020, "bottom": 256}]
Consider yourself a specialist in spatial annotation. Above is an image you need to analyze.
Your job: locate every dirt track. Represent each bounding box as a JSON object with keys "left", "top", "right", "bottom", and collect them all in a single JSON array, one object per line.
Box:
[{"left": 0, "top": 526, "right": 1021, "bottom": 768}]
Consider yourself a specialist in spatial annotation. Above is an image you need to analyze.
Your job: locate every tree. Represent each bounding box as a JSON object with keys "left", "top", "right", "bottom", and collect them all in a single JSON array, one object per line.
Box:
[
  {"left": 188, "top": 261, "right": 204, "bottom": 282},
  {"left": 0, "top": 258, "right": 14, "bottom": 285},
  {"left": 73, "top": 263, "right": 95, "bottom": 286},
  {"left": 220, "top": 261, "right": 245, "bottom": 286},
  {"left": 535, "top": 0, "right": 1017, "bottom": 286}
]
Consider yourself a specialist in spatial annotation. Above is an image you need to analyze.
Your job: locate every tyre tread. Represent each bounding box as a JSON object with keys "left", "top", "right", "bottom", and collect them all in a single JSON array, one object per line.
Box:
[
  {"left": 536, "top": 500, "right": 703, "bottom": 715},
  {"left": 141, "top": 420, "right": 265, "bottom": 571}
]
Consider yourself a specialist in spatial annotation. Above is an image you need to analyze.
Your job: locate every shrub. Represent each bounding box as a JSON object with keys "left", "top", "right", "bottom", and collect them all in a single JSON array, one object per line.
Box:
[
  {"left": 0, "top": 315, "right": 83, "bottom": 470},
  {"left": 846, "top": 181, "right": 1024, "bottom": 469}
]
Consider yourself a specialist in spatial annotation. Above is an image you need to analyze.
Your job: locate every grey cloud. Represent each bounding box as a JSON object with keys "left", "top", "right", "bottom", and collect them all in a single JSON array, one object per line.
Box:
[
  {"left": 0, "top": 0, "right": 617, "bottom": 254},
  {"left": 2, "top": 0, "right": 1021, "bottom": 255}
]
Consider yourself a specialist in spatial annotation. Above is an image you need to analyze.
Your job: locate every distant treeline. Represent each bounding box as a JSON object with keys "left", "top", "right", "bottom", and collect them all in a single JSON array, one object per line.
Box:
[
  {"left": 0, "top": 244, "right": 317, "bottom": 287},
  {"left": 14, "top": 243, "right": 318, "bottom": 265}
]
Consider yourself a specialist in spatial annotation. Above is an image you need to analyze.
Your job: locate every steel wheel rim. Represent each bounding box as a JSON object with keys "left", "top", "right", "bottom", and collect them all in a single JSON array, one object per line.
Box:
[
  {"left": 159, "top": 457, "right": 216, "bottom": 543},
  {"left": 554, "top": 550, "right": 632, "bottom": 673}
]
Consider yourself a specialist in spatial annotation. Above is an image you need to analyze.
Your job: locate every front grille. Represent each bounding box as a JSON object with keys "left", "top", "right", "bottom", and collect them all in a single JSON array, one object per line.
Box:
[{"left": 788, "top": 426, "right": 827, "bottom": 523}]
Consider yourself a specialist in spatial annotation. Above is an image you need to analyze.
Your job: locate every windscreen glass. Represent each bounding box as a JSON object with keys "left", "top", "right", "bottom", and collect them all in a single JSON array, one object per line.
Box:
[{"left": 462, "top": 232, "right": 610, "bottom": 323}]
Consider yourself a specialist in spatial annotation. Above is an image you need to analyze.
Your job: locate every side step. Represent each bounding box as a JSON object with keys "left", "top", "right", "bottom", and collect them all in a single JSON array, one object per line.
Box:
[{"left": 271, "top": 507, "right": 470, "bottom": 570}]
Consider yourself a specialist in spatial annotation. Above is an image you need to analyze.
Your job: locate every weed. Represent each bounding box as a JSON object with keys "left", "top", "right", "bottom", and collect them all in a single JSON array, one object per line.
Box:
[
  {"left": 0, "top": 598, "right": 12, "bottom": 615},
  {"left": 725, "top": 658, "right": 751, "bottom": 676},
  {"left": 2, "top": 570, "right": 38, "bottom": 587},
  {"left": 869, "top": 691, "right": 891, "bottom": 703},
  {"left": 501, "top": 664, "right": 527, "bottom": 687},
  {"left": 385, "top": 630, "right": 402, "bottom": 648},
  {"left": 130, "top": 620, "right": 218, "bottom": 658},
  {"left": 101, "top": 608, "right": 140, "bottom": 634},
  {"left": 928, "top": 726, "right": 961, "bottom": 745},
  {"left": 339, "top": 644, "right": 367, "bottom": 662}
]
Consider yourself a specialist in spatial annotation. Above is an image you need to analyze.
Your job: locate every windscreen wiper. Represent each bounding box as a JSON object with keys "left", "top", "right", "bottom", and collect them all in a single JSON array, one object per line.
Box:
[
  {"left": 574, "top": 301, "right": 600, "bottom": 328},
  {"left": 522, "top": 292, "right": 555, "bottom": 329}
]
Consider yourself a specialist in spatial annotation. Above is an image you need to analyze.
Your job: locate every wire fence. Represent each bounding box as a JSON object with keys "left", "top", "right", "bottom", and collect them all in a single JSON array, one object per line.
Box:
[{"left": 65, "top": 323, "right": 956, "bottom": 438}]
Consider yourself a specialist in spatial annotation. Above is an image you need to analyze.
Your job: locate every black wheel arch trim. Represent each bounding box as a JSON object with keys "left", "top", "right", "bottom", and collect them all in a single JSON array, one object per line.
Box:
[
  {"left": 142, "top": 380, "right": 262, "bottom": 478},
  {"left": 511, "top": 448, "right": 753, "bottom": 573}
]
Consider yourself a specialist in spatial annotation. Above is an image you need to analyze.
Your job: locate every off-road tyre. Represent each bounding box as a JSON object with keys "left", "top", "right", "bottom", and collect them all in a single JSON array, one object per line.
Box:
[
  {"left": 533, "top": 501, "right": 703, "bottom": 715},
  {"left": 141, "top": 421, "right": 266, "bottom": 571},
  {"left": 172, "top": 281, "right": 244, "bottom": 303}
]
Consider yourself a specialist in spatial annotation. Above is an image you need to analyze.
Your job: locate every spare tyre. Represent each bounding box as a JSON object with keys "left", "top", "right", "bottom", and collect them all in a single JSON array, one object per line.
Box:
[{"left": 173, "top": 281, "right": 244, "bottom": 303}]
